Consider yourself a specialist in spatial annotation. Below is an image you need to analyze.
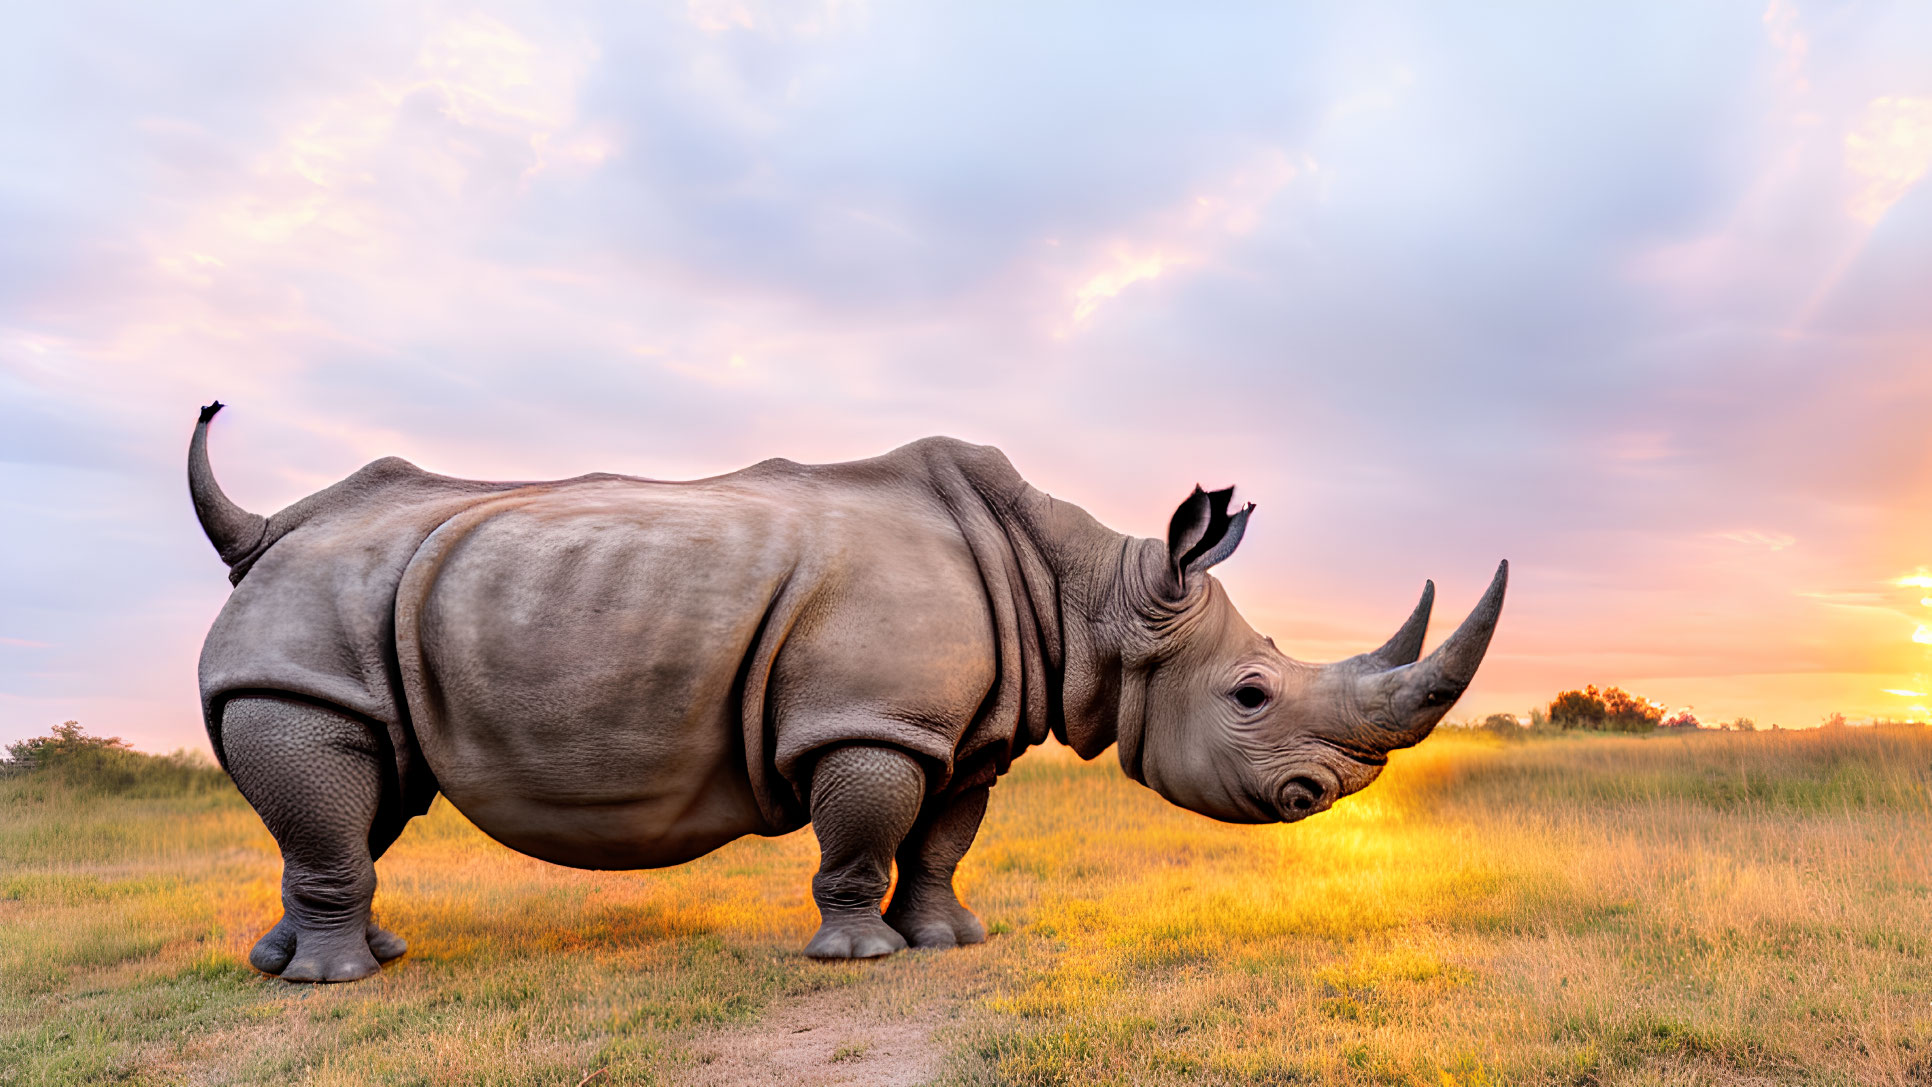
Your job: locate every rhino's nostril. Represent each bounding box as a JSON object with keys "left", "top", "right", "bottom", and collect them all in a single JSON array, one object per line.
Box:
[{"left": 1280, "top": 776, "right": 1324, "bottom": 817}]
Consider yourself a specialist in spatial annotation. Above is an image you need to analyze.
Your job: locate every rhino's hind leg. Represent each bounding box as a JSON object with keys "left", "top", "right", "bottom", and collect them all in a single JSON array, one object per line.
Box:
[
  {"left": 803, "top": 744, "right": 924, "bottom": 960},
  {"left": 885, "top": 784, "right": 989, "bottom": 949},
  {"left": 220, "top": 696, "right": 405, "bottom": 982}
]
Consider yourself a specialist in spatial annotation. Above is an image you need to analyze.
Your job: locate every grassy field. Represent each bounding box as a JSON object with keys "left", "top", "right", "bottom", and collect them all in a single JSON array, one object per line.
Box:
[{"left": 5, "top": 726, "right": 1932, "bottom": 1086}]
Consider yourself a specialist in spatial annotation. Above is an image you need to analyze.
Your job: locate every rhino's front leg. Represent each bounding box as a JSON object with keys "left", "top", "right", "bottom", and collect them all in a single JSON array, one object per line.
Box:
[
  {"left": 884, "top": 784, "right": 989, "bottom": 949},
  {"left": 803, "top": 744, "right": 924, "bottom": 960}
]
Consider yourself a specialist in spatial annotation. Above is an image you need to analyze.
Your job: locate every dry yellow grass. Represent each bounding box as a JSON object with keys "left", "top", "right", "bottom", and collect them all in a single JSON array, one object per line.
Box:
[{"left": 4, "top": 727, "right": 1931, "bottom": 1085}]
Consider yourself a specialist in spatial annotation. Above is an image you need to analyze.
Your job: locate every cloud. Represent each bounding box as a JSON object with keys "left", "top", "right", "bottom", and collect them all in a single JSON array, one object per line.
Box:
[
  {"left": 1071, "top": 251, "right": 1182, "bottom": 324},
  {"left": 1845, "top": 96, "right": 1932, "bottom": 225},
  {"left": 1715, "top": 531, "right": 1798, "bottom": 552}
]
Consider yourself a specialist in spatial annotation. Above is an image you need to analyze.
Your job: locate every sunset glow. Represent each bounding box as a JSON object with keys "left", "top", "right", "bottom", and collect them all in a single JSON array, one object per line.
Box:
[
  {"left": 1880, "top": 573, "right": 1932, "bottom": 719},
  {"left": 3, "top": 2, "right": 1931, "bottom": 752}
]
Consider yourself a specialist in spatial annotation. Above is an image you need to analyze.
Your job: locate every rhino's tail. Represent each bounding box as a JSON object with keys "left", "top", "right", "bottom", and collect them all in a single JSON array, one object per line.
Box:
[{"left": 189, "top": 402, "right": 268, "bottom": 567}]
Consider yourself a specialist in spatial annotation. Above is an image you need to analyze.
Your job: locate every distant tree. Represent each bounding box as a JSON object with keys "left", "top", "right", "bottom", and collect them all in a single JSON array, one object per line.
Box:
[
  {"left": 1548, "top": 687, "right": 1608, "bottom": 728},
  {"left": 1661, "top": 710, "right": 1699, "bottom": 730},
  {"left": 1526, "top": 706, "right": 1549, "bottom": 730},
  {"left": 1548, "top": 685, "right": 1663, "bottom": 732},
  {"left": 1729, "top": 717, "right": 1756, "bottom": 732},
  {"left": 1820, "top": 712, "right": 1848, "bottom": 729},
  {"left": 1598, "top": 687, "right": 1665, "bottom": 732}
]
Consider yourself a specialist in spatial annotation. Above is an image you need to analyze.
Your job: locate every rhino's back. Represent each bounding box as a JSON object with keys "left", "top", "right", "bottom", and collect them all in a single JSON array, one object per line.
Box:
[{"left": 396, "top": 477, "right": 813, "bottom": 868}]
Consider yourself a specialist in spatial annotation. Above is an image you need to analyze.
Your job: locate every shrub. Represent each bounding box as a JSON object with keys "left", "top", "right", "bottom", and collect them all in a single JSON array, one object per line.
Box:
[
  {"left": 1479, "top": 713, "right": 1522, "bottom": 734},
  {"left": 1438, "top": 714, "right": 1525, "bottom": 738},
  {"left": 2, "top": 721, "right": 229, "bottom": 797}
]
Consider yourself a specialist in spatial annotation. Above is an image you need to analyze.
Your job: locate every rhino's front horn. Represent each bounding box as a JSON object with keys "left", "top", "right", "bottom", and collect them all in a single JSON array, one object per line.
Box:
[{"left": 1358, "top": 561, "right": 1509, "bottom": 751}]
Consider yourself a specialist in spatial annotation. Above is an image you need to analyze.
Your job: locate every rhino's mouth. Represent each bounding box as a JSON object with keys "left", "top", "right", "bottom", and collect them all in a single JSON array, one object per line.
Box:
[
  {"left": 1272, "top": 739, "right": 1393, "bottom": 822},
  {"left": 1314, "top": 735, "right": 1389, "bottom": 768}
]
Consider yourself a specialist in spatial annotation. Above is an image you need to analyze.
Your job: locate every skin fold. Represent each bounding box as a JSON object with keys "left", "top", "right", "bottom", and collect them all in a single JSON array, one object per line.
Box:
[{"left": 189, "top": 403, "right": 1505, "bottom": 979}]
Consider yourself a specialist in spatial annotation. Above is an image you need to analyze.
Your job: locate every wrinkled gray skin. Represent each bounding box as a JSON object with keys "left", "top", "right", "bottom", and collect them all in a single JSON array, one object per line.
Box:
[{"left": 189, "top": 403, "right": 1506, "bottom": 980}]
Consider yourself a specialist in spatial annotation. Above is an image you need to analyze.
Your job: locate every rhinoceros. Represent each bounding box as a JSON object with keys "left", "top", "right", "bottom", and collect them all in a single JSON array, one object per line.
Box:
[{"left": 188, "top": 402, "right": 1506, "bottom": 982}]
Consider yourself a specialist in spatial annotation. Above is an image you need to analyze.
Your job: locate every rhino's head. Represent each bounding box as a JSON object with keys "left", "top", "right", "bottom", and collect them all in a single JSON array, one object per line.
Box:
[{"left": 1123, "top": 486, "right": 1507, "bottom": 824}]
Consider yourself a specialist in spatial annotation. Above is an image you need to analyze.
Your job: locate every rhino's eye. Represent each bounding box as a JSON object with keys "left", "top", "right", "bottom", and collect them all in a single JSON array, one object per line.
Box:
[{"left": 1232, "top": 685, "right": 1270, "bottom": 711}]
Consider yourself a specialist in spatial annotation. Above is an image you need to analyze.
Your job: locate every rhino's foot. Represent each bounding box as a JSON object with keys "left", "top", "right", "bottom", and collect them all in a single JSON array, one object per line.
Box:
[
  {"left": 805, "top": 914, "right": 908, "bottom": 960},
  {"left": 886, "top": 900, "right": 987, "bottom": 950},
  {"left": 366, "top": 920, "right": 408, "bottom": 963},
  {"left": 247, "top": 916, "right": 298, "bottom": 975},
  {"left": 249, "top": 915, "right": 393, "bottom": 982}
]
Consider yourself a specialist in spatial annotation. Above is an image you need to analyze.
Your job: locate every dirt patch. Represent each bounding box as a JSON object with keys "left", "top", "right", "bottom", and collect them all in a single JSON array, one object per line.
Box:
[{"left": 675, "top": 983, "right": 951, "bottom": 1087}]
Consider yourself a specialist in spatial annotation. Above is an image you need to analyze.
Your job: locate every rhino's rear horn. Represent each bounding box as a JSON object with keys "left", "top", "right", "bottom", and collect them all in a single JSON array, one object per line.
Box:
[{"left": 1366, "top": 580, "right": 1435, "bottom": 669}]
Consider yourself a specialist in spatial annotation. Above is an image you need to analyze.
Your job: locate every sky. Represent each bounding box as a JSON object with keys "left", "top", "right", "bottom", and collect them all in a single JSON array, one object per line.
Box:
[{"left": 4, "top": 0, "right": 1932, "bottom": 754}]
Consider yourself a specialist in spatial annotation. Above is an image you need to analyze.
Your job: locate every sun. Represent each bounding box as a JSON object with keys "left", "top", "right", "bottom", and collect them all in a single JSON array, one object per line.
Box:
[{"left": 1885, "top": 573, "right": 1932, "bottom": 721}]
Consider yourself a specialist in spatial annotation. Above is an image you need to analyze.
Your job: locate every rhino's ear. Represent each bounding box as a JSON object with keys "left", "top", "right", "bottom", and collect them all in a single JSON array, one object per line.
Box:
[{"left": 1165, "top": 485, "right": 1253, "bottom": 588}]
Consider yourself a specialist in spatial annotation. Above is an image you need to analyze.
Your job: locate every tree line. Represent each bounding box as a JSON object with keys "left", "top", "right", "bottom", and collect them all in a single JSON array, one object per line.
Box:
[{"left": 1452, "top": 685, "right": 1769, "bottom": 736}]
